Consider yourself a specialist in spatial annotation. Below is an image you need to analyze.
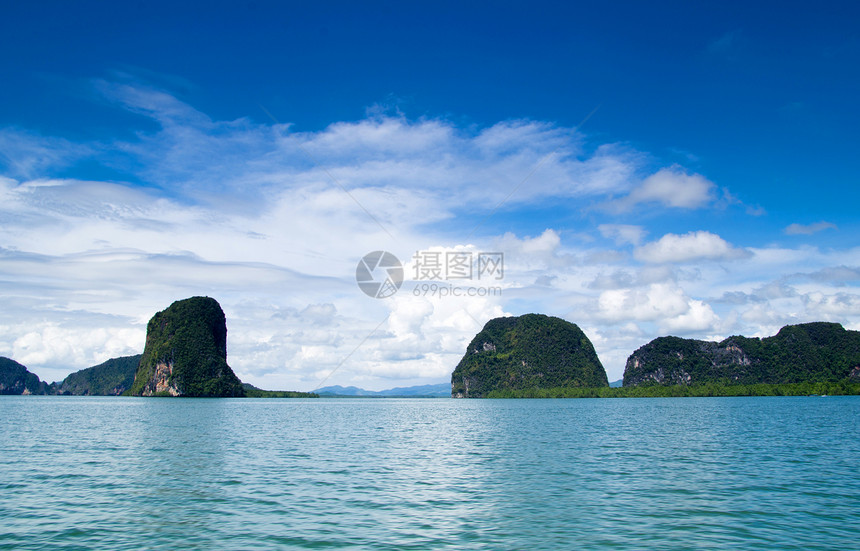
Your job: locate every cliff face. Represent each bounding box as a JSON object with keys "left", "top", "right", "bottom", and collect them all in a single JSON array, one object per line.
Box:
[
  {"left": 0, "top": 357, "right": 52, "bottom": 395},
  {"left": 128, "top": 297, "right": 245, "bottom": 397},
  {"left": 451, "top": 314, "right": 608, "bottom": 398},
  {"left": 623, "top": 322, "right": 860, "bottom": 387}
]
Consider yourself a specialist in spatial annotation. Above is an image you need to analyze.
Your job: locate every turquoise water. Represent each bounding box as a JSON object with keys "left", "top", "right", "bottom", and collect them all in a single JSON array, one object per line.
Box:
[{"left": 1, "top": 396, "right": 858, "bottom": 550}]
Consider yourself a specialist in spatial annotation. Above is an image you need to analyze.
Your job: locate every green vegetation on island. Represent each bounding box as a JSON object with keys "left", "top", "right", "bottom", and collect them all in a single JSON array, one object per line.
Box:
[
  {"left": 452, "top": 314, "right": 608, "bottom": 398},
  {"left": 623, "top": 322, "right": 860, "bottom": 387},
  {"left": 57, "top": 355, "right": 141, "bottom": 395},
  {"left": 0, "top": 357, "right": 52, "bottom": 395},
  {"left": 241, "top": 383, "right": 319, "bottom": 398},
  {"left": 128, "top": 296, "right": 245, "bottom": 397},
  {"left": 1, "top": 355, "right": 144, "bottom": 396},
  {"left": 487, "top": 380, "right": 860, "bottom": 398}
]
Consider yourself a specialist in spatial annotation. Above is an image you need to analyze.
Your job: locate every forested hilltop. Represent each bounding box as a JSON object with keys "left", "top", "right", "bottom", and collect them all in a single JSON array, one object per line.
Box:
[
  {"left": 128, "top": 296, "right": 245, "bottom": 397},
  {"left": 452, "top": 314, "right": 608, "bottom": 398},
  {"left": 623, "top": 322, "right": 860, "bottom": 387}
]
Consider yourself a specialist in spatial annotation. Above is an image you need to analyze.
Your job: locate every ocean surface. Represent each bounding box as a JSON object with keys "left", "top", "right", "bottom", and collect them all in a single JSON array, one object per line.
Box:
[{"left": 1, "top": 396, "right": 858, "bottom": 550}]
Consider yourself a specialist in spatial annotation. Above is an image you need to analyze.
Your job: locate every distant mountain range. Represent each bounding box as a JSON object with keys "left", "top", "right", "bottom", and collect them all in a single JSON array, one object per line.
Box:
[{"left": 315, "top": 383, "right": 450, "bottom": 397}]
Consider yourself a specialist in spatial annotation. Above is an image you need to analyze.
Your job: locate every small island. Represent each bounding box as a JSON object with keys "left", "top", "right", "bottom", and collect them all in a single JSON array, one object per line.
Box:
[
  {"left": 451, "top": 314, "right": 609, "bottom": 398},
  {"left": 127, "top": 296, "right": 245, "bottom": 397},
  {"left": 624, "top": 321, "right": 860, "bottom": 387}
]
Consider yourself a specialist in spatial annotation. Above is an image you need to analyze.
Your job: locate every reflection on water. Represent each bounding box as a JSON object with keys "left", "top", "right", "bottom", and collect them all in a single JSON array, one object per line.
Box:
[{"left": 1, "top": 396, "right": 858, "bottom": 550}]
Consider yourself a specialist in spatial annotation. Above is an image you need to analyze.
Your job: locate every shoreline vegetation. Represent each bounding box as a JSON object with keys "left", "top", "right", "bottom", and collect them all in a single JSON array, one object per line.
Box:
[
  {"left": 486, "top": 380, "right": 860, "bottom": 398},
  {"left": 241, "top": 384, "right": 319, "bottom": 398}
]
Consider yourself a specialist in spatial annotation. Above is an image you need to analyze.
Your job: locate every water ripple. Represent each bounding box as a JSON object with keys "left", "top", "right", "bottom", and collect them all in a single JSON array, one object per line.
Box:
[{"left": 1, "top": 396, "right": 858, "bottom": 550}]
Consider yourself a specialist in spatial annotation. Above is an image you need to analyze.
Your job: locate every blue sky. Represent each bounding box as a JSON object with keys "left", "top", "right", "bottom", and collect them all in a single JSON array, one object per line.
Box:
[{"left": 1, "top": 1, "right": 858, "bottom": 389}]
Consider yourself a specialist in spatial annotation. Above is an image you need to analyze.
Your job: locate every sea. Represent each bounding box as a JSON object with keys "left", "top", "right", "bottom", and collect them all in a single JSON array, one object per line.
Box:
[{"left": 1, "top": 396, "right": 858, "bottom": 550}]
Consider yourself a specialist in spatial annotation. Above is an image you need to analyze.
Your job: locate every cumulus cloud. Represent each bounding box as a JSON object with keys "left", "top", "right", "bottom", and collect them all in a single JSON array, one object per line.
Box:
[
  {"left": 11, "top": 324, "right": 143, "bottom": 371},
  {"left": 606, "top": 165, "right": 716, "bottom": 212},
  {"left": 491, "top": 229, "right": 570, "bottom": 273},
  {"left": 634, "top": 231, "right": 749, "bottom": 264},
  {"left": 594, "top": 282, "right": 720, "bottom": 334},
  {"left": 660, "top": 300, "right": 719, "bottom": 333},
  {"left": 596, "top": 283, "right": 690, "bottom": 323},
  {"left": 784, "top": 221, "right": 837, "bottom": 235}
]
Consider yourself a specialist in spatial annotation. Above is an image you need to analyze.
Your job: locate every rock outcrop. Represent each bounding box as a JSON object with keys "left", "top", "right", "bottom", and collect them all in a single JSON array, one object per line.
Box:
[
  {"left": 451, "top": 314, "right": 608, "bottom": 398},
  {"left": 128, "top": 297, "right": 245, "bottom": 397},
  {"left": 623, "top": 322, "right": 860, "bottom": 387}
]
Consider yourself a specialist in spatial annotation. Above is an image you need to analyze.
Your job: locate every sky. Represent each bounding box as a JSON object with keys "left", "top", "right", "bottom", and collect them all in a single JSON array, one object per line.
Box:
[{"left": 1, "top": 1, "right": 859, "bottom": 390}]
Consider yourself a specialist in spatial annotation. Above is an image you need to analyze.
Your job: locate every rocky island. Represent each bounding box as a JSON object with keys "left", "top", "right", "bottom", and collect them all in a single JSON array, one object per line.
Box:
[
  {"left": 623, "top": 322, "right": 860, "bottom": 387},
  {"left": 128, "top": 296, "right": 245, "bottom": 397},
  {"left": 452, "top": 314, "right": 608, "bottom": 398}
]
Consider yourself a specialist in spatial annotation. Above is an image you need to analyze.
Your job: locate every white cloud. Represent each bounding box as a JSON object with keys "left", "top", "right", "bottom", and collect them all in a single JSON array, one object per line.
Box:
[
  {"left": 491, "top": 229, "right": 568, "bottom": 273},
  {"left": 607, "top": 165, "right": 716, "bottom": 212},
  {"left": 596, "top": 283, "right": 691, "bottom": 323},
  {"left": 802, "top": 292, "right": 860, "bottom": 320},
  {"left": 3, "top": 321, "right": 144, "bottom": 380},
  {"left": 1, "top": 80, "right": 858, "bottom": 389},
  {"left": 660, "top": 300, "right": 719, "bottom": 333},
  {"left": 784, "top": 221, "right": 837, "bottom": 235},
  {"left": 634, "top": 231, "right": 749, "bottom": 264},
  {"left": 598, "top": 224, "right": 646, "bottom": 246},
  {"left": 595, "top": 281, "right": 720, "bottom": 336}
]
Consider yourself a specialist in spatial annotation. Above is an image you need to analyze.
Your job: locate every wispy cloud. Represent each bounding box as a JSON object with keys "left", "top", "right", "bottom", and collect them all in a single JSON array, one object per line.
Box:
[
  {"left": 708, "top": 29, "right": 743, "bottom": 55},
  {"left": 0, "top": 130, "right": 92, "bottom": 179},
  {"left": 784, "top": 221, "right": 837, "bottom": 235}
]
